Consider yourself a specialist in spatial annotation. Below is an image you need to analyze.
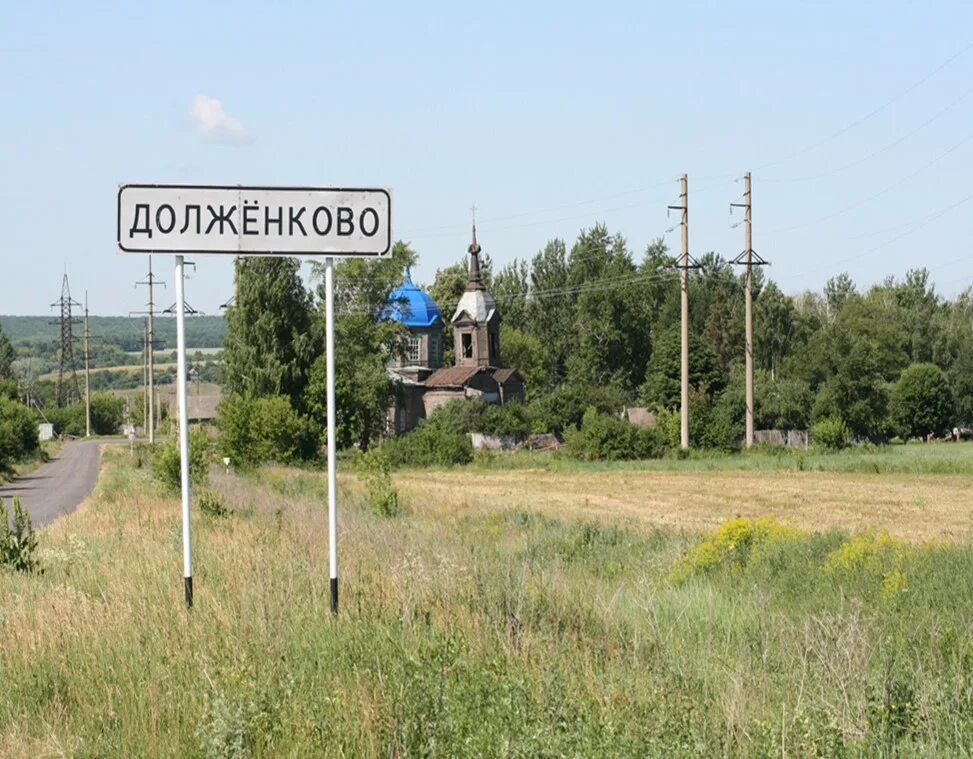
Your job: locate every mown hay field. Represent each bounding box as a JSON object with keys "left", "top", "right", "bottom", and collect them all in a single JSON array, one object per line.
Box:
[
  {"left": 396, "top": 464, "right": 973, "bottom": 542},
  {"left": 1, "top": 443, "right": 973, "bottom": 756}
]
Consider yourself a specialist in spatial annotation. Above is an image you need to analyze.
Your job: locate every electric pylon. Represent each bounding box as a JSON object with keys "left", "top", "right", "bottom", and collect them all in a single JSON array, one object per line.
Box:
[{"left": 51, "top": 274, "right": 82, "bottom": 407}]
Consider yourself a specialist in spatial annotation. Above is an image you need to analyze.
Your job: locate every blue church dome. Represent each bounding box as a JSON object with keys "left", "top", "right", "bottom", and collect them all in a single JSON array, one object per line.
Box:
[{"left": 385, "top": 269, "right": 444, "bottom": 328}]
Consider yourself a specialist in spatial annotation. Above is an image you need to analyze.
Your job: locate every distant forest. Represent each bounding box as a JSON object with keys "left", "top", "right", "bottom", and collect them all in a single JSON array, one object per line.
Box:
[{"left": 1, "top": 315, "right": 227, "bottom": 374}]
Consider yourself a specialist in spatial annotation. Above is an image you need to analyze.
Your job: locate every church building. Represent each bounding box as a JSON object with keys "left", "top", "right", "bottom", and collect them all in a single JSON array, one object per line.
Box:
[{"left": 386, "top": 225, "right": 526, "bottom": 434}]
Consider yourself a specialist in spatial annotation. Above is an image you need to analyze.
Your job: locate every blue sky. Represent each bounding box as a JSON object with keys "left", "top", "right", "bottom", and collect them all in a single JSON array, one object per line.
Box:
[{"left": 3, "top": 1, "right": 973, "bottom": 315}]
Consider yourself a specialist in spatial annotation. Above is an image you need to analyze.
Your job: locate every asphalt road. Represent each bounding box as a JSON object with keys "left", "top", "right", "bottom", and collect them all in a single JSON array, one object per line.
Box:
[{"left": 0, "top": 440, "right": 106, "bottom": 527}]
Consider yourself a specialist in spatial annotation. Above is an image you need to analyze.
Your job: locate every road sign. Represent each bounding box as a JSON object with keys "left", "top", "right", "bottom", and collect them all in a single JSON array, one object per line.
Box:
[
  {"left": 115, "top": 181, "right": 388, "bottom": 613},
  {"left": 118, "top": 184, "right": 392, "bottom": 257}
]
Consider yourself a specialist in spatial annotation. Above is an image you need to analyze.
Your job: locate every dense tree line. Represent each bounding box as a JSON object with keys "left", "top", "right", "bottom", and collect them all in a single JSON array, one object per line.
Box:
[{"left": 217, "top": 225, "right": 973, "bottom": 464}]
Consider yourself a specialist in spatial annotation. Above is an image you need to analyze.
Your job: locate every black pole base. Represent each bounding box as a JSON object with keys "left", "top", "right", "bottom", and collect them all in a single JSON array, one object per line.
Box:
[
  {"left": 330, "top": 577, "right": 338, "bottom": 615},
  {"left": 185, "top": 576, "right": 194, "bottom": 609}
]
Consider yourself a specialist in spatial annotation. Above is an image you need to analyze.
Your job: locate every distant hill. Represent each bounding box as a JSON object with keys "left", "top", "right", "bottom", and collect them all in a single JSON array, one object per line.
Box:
[{"left": 1, "top": 314, "right": 227, "bottom": 356}]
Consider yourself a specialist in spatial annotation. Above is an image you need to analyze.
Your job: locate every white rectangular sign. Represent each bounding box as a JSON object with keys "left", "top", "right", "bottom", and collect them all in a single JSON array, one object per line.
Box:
[{"left": 117, "top": 184, "right": 392, "bottom": 257}]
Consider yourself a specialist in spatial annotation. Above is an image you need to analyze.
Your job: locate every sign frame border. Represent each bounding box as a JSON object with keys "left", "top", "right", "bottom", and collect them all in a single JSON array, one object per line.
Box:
[{"left": 117, "top": 183, "right": 393, "bottom": 257}]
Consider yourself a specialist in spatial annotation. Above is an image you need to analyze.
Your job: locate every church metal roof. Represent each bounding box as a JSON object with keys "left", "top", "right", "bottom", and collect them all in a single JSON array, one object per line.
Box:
[{"left": 385, "top": 269, "right": 444, "bottom": 329}]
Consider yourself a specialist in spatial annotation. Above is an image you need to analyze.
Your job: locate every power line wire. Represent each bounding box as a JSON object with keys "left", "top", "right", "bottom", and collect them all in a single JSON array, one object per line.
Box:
[
  {"left": 753, "top": 38, "right": 973, "bottom": 172},
  {"left": 762, "top": 83, "right": 973, "bottom": 183},
  {"left": 767, "top": 127, "right": 973, "bottom": 235}
]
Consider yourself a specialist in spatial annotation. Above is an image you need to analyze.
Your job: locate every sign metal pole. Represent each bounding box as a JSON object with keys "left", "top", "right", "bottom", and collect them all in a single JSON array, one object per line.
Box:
[
  {"left": 175, "top": 254, "right": 194, "bottom": 608},
  {"left": 325, "top": 256, "right": 339, "bottom": 614}
]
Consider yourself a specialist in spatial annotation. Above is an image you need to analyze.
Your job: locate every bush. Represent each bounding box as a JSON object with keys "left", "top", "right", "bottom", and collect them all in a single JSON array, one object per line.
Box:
[
  {"left": 0, "top": 497, "right": 39, "bottom": 573},
  {"left": 694, "top": 389, "right": 743, "bottom": 452},
  {"left": 89, "top": 393, "right": 125, "bottom": 435},
  {"left": 45, "top": 393, "right": 124, "bottom": 437},
  {"left": 563, "top": 407, "right": 668, "bottom": 461},
  {"left": 425, "top": 399, "right": 488, "bottom": 435},
  {"left": 197, "top": 489, "right": 229, "bottom": 518},
  {"left": 154, "top": 427, "right": 211, "bottom": 491},
  {"left": 217, "top": 395, "right": 313, "bottom": 467},
  {"left": 670, "top": 517, "right": 799, "bottom": 583},
  {"left": 359, "top": 448, "right": 402, "bottom": 517},
  {"left": 811, "top": 417, "right": 852, "bottom": 450},
  {"left": 380, "top": 421, "right": 473, "bottom": 468},
  {"left": 0, "top": 397, "right": 39, "bottom": 470},
  {"left": 530, "top": 383, "right": 626, "bottom": 435},
  {"left": 474, "top": 403, "right": 532, "bottom": 440},
  {"left": 419, "top": 399, "right": 533, "bottom": 440}
]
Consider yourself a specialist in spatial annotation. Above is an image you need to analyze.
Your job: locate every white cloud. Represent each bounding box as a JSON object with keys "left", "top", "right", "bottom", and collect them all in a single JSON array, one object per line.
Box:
[{"left": 190, "top": 95, "right": 251, "bottom": 144}]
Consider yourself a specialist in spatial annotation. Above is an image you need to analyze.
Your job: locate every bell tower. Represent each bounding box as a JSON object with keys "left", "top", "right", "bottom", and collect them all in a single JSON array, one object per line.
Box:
[{"left": 451, "top": 222, "right": 501, "bottom": 368}]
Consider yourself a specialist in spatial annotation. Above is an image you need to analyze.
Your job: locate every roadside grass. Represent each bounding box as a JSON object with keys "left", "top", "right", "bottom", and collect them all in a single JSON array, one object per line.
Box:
[
  {"left": 1, "top": 450, "right": 973, "bottom": 755},
  {"left": 1, "top": 440, "right": 62, "bottom": 484}
]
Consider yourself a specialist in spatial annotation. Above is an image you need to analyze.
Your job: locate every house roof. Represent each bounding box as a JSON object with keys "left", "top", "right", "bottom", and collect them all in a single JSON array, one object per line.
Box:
[
  {"left": 424, "top": 365, "right": 485, "bottom": 388},
  {"left": 491, "top": 368, "right": 523, "bottom": 384},
  {"left": 179, "top": 394, "right": 221, "bottom": 421}
]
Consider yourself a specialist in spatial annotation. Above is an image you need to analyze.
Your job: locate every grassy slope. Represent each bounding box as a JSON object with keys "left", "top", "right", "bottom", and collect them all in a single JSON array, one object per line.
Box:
[{"left": 2, "top": 448, "right": 973, "bottom": 755}]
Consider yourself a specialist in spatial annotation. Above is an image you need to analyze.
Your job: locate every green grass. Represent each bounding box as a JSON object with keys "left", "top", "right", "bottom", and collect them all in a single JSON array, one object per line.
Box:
[
  {"left": 2, "top": 452, "right": 973, "bottom": 756},
  {"left": 471, "top": 439, "right": 973, "bottom": 476}
]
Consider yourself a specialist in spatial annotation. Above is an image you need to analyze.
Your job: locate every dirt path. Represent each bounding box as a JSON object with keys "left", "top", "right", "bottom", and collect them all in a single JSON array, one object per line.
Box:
[
  {"left": 394, "top": 468, "right": 973, "bottom": 543},
  {"left": 0, "top": 440, "right": 106, "bottom": 527}
]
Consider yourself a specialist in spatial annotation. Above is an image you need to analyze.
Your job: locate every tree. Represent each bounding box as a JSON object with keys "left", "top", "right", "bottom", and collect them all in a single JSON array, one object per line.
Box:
[
  {"left": 0, "top": 325, "right": 14, "bottom": 381},
  {"left": 811, "top": 339, "right": 890, "bottom": 441},
  {"left": 305, "top": 242, "right": 416, "bottom": 451},
  {"left": 0, "top": 397, "right": 38, "bottom": 472},
  {"left": 526, "top": 239, "right": 573, "bottom": 381},
  {"left": 639, "top": 329, "right": 725, "bottom": 410},
  {"left": 222, "top": 258, "right": 318, "bottom": 408},
  {"left": 890, "top": 363, "right": 953, "bottom": 440},
  {"left": 824, "top": 273, "right": 858, "bottom": 319},
  {"left": 306, "top": 313, "right": 404, "bottom": 451},
  {"left": 564, "top": 225, "right": 650, "bottom": 390},
  {"left": 755, "top": 282, "right": 800, "bottom": 379},
  {"left": 499, "top": 326, "right": 552, "bottom": 396},
  {"left": 493, "top": 259, "right": 530, "bottom": 332}
]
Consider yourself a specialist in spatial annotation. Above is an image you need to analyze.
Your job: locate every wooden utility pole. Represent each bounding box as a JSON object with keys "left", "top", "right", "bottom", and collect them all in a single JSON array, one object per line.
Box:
[
  {"left": 135, "top": 258, "right": 164, "bottom": 444},
  {"left": 84, "top": 292, "right": 91, "bottom": 438},
  {"left": 143, "top": 320, "right": 149, "bottom": 434},
  {"left": 731, "top": 172, "right": 768, "bottom": 448},
  {"left": 668, "top": 175, "right": 693, "bottom": 449}
]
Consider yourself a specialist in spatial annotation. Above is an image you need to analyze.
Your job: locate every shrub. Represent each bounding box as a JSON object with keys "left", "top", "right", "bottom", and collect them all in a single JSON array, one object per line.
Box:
[
  {"left": 381, "top": 421, "right": 473, "bottom": 468},
  {"left": 89, "top": 393, "right": 125, "bottom": 435},
  {"left": 425, "top": 399, "right": 488, "bottom": 435},
  {"left": 529, "top": 383, "right": 626, "bottom": 436},
  {"left": 474, "top": 403, "right": 532, "bottom": 439},
  {"left": 419, "top": 399, "right": 533, "bottom": 440},
  {"left": 811, "top": 417, "right": 852, "bottom": 450},
  {"left": 670, "top": 517, "right": 798, "bottom": 583},
  {"left": 563, "top": 407, "right": 668, "bottom": 461},
  {"left": 823, "top": 532, "right": 904, "bottom": 577},
  {"left": 45, "top": 394, "right": 124, "bottom": 437},
  {"left": 0, "top": 497, "right": 39, "bottom": 573},
  {"left": 197, "top": 489, "right": 229, "bottom": 518},
  {"left": 154, "top": 427, "right": 211, "bottom": 491},
  {"left": 695, "top": 389, "right": 743, "bottom": 452},
  {"left": 823, "top": 532, "right": 910, "bottom": 603},
  {"left": 0, "top": 397, "right": 39, "bottom": 470},
  {"left": 359, "top": 448, "right": 402, "bottom": 517},
  {"left": 217, "top": 394, "right": 312, "bottom": 467}
]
